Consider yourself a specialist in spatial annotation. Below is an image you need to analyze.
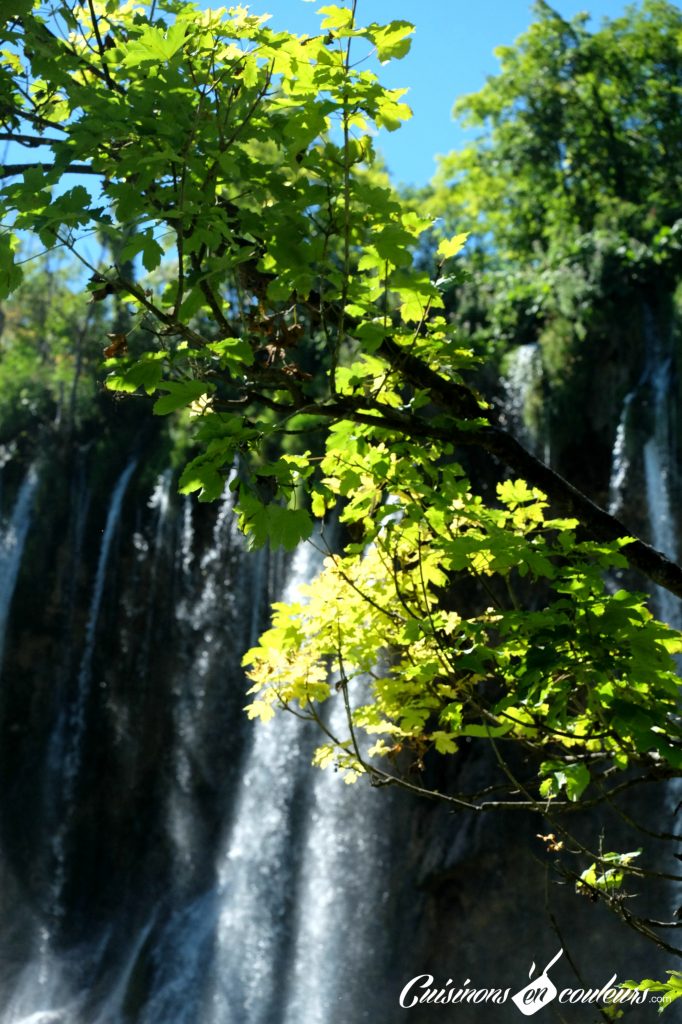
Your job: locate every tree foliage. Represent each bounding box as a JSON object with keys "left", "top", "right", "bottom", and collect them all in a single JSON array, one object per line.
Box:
[
  {"left": 431, "top": 0, "right": 682, "bottom": 351},
  {"left": 2, "top": 0, "right": 682, "bottom": 952},
  {"left": 0, "top": 253, "right": 110, "bottom": 444},
  {"left": 438, "top": 0, "right": 682, "bottom": 251}
]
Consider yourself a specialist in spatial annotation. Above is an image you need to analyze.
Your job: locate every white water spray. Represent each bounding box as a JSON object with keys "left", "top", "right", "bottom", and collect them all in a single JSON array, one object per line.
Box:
[{"left": 205, "top": 541, "right": 323, "bottom": 1024}]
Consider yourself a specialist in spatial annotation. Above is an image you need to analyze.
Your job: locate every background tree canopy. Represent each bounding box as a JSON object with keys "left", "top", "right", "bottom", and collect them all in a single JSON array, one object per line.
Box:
[{"left": 2, "top": 0, "right": 682, "bottom": 971}]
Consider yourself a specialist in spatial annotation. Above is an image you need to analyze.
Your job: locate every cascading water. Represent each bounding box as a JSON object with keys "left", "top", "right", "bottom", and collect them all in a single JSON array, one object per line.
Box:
[
  {"left": 607, "top": 310, "right": 681, "bottom": 627},
  {"left": 642, "top": 344, "right": 680, "bottom": 630},
  {"left": 500, "top": 343, "right": 547, "bottom": 460},
  {"left": 167, "top": 477, "right": 243, "bottom": 878},
  {"left": 50, "top": 458, "right": 138, "bottom": 916},
  {"left": 639, "top": 319, "right": 682, "bottom": 928},
  {"left": 605, "top": 307, "right": 682, "bottom": 937},
  {"left": 0, "top": 462, "right": 39, "bottom": 674},
  {"left": 0, "top": 460, "right": 139, "bottom": 1024},
  {"left": 0, "top": 448, "right": 397, "bottom": 1024},
  {"left": 281, "top": 688, "right": 394, "bottom": 1024},
  {"left": 608, "top": 390, "right": 635, "bottom": 518},
  {"left": 137, "top": 534, "right": 394, "bottom": 1024},
  {"left": 61, "top": 458, "right": 138, "bottom": 793},
  {"left": 134, "top": 469, "right": 173, "bottom": 679},
  {"left": 204, "top": 541, "right": 325, "bottom": 1024}
]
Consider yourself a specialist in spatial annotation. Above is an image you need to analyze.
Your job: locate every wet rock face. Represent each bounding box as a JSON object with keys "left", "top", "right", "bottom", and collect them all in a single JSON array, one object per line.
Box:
[
  {"left": 379, "top": 733, "right": 677, "bottom": 1024},
  {"left": 499, "top": 296, "right": 677, "bottom": 512}
]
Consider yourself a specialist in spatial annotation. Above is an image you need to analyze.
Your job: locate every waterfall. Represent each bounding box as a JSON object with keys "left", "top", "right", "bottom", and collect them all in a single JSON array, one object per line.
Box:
[
  {"left": 180, "top": 497, "right": 194, "bottom": 579},
  {"left": 145, "top": 539, "right": 330, "bottom": 1024},
  {"left": 134, "top": 469, "right": 174, "bottom": 680},
  {"left": 1, "top": 399, "right": 681, "bottom": 1018},
  {"left": 47, "top": 458, "right": 137, "bottom": 930},
  {"left": 281, "top": 688, "right": 393, "bottom": 1024},
  {"left": 62, "top": 458, "right": 138, "bottom": 792},
  {"left": 606, "top": 309, "right": 682, "bottom": 934},
  {"left": 638, "top": 321, "right": 682, "bottom": 923},
  {"left": 204, "top": 541, "right": 323, "bottom": 1024},
  {"left": 0, "top": 463, "right": 39, "bottom": 673},
  {"left": 608, "top": 390, "right": 635, "bottom": 517},
  {"left": 0, "top": 460, "right": 139, "bottom": 1024},
  {"left": 607, "top": 311, "right": 681, "bottom": 628},
  {"left": 643, "top": 342, "right": 680, "bottom": 630},
  {"left": 168, "top": 478, "right": 241, "bottom": 878},
  {"left": 501, "top": 343, "right": 546, "bottom": 459},
  {"left": 132, "top": 529, "right": 393, "bottom": 1024}
]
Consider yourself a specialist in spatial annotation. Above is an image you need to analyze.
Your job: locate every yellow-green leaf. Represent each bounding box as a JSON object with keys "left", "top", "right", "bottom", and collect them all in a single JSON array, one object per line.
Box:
[{"left": 437, "top": 232, "right": 469, "bottom": 260}]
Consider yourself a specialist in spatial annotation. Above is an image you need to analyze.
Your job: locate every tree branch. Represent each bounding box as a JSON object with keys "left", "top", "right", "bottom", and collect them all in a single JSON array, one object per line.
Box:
[
  {"left": 482, "top": 425, "right": 682, "bottom": 599},
  {"left": 86, "top": 0, "right": 117, "bottom": 93},
  {"left": 0, "top": 162, "right": 103, "bottom": 179},
  {"left": 0, "top": 132, "right": 62, "bottom": 147},
  {"left": 378, "top": 338, "right": 682, "bottom": 601}
]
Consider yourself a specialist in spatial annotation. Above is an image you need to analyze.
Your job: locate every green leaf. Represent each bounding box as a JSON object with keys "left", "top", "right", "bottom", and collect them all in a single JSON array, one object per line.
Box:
[
  {"left": 106, "top": 353, "right": 166, "bottom": 395},
  {"left": 564, "top": 763, "right": 590, "bottom": 801},
  {"left": 0, "top": 233, "right": 22, "bottom": 300},
  {"left": 375, "top": 91, "right": 412, "bottom": 131},
  {"left": 2, "top": 0, "right": 31, "bottom": 19},
  {"left": 437, "top": 232, "right": 469, "bottom": 260},
  {"left": 207, "top": 336, "right": 254, "bottom": 370},
  {"left": 540, "top": 761, "right": 590, "bottom": 801},
  {"left": 367, "top": 20, "right": 414, "bottom": 63},
  {"left": 239, "top": 491, "right": 313, "bottom": 550},
  {"left": 432, "top": 730, "right": 458, "bottom": 754},
  {"left": 121, "top": 23, "right": 188, "bottom": 66},
  {"left": 371, "top": 222, "right": 414, "bottom": 266},
  {"left": 153, "top": 380, "right": 215, "bottom": 415},
  {"left": 179, "top": 456, "right": 228, "bottom": 502},
  {"left": 121, "top": 231, "right": 164, "bottom": 273},
  {"left": 399, "top": 291, "right": 426, "bottom": 324},
  {"left": 317, "top": 5, "right": 354, "bottom": 31},
  {"left": 497, "top": 478, "right": 543, "bottom": 508}
]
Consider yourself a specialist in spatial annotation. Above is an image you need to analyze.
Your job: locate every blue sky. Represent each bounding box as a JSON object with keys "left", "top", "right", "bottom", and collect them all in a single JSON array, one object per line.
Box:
[{"left": 248, "top": 0, "right": 670, "bottom": 187}]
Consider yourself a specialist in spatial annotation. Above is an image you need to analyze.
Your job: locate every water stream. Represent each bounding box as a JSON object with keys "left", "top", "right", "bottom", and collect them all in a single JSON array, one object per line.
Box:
[
  {"left": 608, "top": 309, "right": 681, "bottom": 628},
  {"left": 64, "top": 458, "right": 139, "bottom": 792},
  {"left": 0, "top": 464, "right": 397, "bottom": 1023},
  {"left": 0, "top": 462, "right": 39, "bottom": 674}
]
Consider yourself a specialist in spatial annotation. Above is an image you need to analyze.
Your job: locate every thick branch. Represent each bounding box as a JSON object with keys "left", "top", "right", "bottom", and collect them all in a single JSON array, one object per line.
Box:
[
  {"left": 0, "top": 162, "right": 102, "bottom": 179},
  {"left": 379, "top": 337, "right": 485, "bottom": 421},
  {"left": 379, "top": 338, "right": 682, "bottom": 601},
  {"left": 483, "top": 426, "right": 682, "bottom": 598},
  {"left": 0, "top": 132, "right": 62, "bottom": 147}
]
